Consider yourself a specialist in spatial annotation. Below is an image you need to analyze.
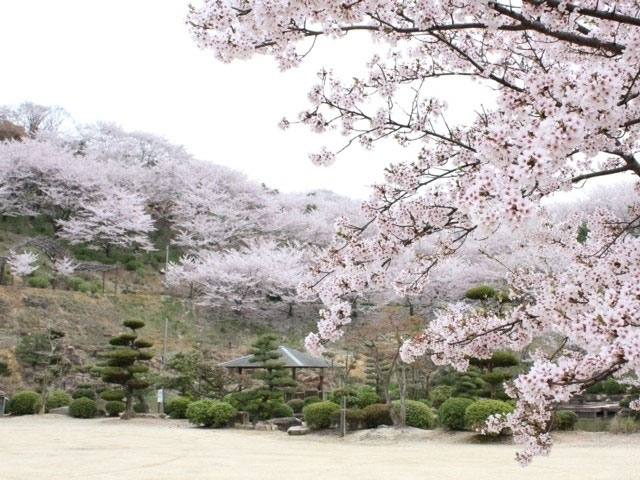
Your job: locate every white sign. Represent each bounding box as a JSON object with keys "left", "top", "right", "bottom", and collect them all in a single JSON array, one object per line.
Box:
[{"left": 157, "top": 389, "right": 164, "bottom": 403}]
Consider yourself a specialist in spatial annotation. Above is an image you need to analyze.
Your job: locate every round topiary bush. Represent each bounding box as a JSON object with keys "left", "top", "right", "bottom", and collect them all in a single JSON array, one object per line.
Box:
[
  {"left": 72, "top": 388, "right": 96, "bottom": 400},
  {"left": 439, "top": 397, "right": 474, "bottom": 430},
  {"left": 303, "top": 401, "right": 340, "bottom": 430},
  {"left": 331, "top": 387, "right": 359, "bottom": 408},
  {"left": 464, "top": 285, "right": 497, "bottom": 300},
  {"left": 270, "top": 402, "right": 294, "bottom": 418},
  {"left": 287, "top": 398, "right": 305, "bottom": 414},
  {"left": 428, "top": 385, "right": 454, "bottom": 408},
  {"left": 356, "top": 390, "right": 380, "bottom": 409},
  {"left": 69, "top": 398, "right": 98, "bottom": 418},
  {"left": 45, "top": 390, "right": 72, "bottom": 411},
  {"left": 28, "top": 275, "right": 50, "bottom": 289},
  {"left": 166, "top": 396, "right": 192, "bottom": 419},
  {"left": 303, "top": 396, "right": 321, "bottom": 406},
  {"left": 465, "top": 399, "right": 514, "bottom": 432},
  {"left": 362, "top": 403, "right": 393, "bottom": 428},
  {"left": 105, "top": 401, "right": 126, "bottom": 417},
  {"left": 392, "top": 400, "right": 436, "bottom": 429},
  {"left": 186, "top": 399, "right": 237, "bottom": 428},
  {"left": 7, "top": 391, "right": 40, "bottom": 415},
  {"left": 331, "top": 408, "right": 365, "bottom": 430},
  {"left": 551, "top": 410, "right": 579, "bottom": 431}
]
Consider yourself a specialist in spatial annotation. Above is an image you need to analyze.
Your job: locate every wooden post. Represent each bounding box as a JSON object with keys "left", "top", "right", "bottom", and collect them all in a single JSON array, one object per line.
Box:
[
  {"left": 0, "top": 261, "right": 5, "bottom": 286},
  {"left": 292, "top": 367, "right": 297, "bottom": 381},
  {"left": 114, "top": 268, "right": 118, "bottom": 294},
  {"left": 340, "top": 395, "right": 346, "bottom": 437},
  {"left": 318, "top": 369, "right": 324, "bottom": 394},
  {"left": 101, "top": 271, "right": 106, "bottom": 295}
]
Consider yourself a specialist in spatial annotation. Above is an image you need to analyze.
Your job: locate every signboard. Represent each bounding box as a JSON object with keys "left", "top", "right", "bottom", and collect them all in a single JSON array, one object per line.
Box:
[{"left": 157, "top": 389, "right": 164, "bottom": 403}]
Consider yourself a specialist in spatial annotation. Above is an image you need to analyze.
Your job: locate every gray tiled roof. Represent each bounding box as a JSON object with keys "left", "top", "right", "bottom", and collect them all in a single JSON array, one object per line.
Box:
[{"left": 219, "top": 346, "right": 330, "bottom": 369}]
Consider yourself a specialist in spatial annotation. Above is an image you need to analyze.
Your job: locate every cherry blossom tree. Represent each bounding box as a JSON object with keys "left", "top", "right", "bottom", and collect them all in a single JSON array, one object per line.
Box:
[
  {"left": 0, "top": 139, "right": 110, "bottom": 228},
  {"left": 188, "top": 1, "right": 640, "bottom": 464},
  {"left": 0, "top": 102, "right": 68, "bottom": 139},
  {"left": 7, "top": 250, "right": 39, "bottom": 285},
  {"left": 167, "top": 240, "right": 308, "bottom": 316},
  {"left": 57, "top": 188, "right": 155, "bottom": 255}
]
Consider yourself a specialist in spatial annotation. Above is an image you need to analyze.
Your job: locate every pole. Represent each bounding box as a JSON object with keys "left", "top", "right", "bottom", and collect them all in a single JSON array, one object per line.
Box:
[
  {"left": 340, "top": 395, "right": 346, "bottom": 437},
  {"left": 158, "top": 317, "right": 168, "bottom": 416},
  {"left": 163, "top": 244, "right": 169, "bottom": 293}
]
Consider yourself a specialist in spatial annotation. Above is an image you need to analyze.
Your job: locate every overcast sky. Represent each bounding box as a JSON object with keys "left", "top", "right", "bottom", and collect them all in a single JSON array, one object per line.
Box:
[{"left": 0, "top": 0, "right": 490, "bottom": 199}]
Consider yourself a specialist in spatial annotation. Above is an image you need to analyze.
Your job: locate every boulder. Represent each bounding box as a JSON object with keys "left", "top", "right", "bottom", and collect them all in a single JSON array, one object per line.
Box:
[
  {"left": 267, "top": 417, "right": 302, "bottom": 432},
  {"left": 287, "top": 426, "right": 310, "bottom": 436},
  {"left": 49, "top": 407, "right": 70, "bottom": 416}
]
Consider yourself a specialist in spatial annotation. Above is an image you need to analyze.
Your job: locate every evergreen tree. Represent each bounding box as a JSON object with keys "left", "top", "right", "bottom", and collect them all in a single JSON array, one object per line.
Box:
[
  {"left": 101, "top": 319, "right": 153, "bottom": 419},
  {"left": 244, "top": 334, "right": 296, "bottom": 420}
]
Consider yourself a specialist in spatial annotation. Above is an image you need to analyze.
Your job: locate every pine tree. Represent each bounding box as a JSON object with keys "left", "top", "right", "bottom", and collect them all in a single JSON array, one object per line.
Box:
[
  {"left": 101, "top": 319, "right": 153, "bottom": 419},
  {"left": 244, "top": 334, "right": 296, "bottom": 420}
]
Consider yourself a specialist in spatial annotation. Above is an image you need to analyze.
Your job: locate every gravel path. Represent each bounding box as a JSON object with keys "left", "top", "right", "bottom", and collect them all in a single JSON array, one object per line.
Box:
[{"left": 1, "top": 415, "right": 639, "bottom": 480}]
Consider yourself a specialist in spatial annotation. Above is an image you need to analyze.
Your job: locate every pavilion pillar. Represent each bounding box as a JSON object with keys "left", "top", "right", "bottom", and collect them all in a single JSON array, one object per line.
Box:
[
  {"left": 292, "top": 367, "right": 297, "bottom": 381},
  {"left": 318, "top": 369, "right": 324, "bottom": 394}
]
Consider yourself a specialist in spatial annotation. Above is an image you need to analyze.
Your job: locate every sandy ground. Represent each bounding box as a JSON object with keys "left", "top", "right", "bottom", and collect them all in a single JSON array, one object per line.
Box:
[{"left": 1, "top": 415, "right": 639, "bottom": 480}]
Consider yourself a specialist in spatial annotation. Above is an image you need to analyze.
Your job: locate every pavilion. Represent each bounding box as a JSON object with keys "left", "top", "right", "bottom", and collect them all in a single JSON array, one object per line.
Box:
[{"left": 219, "top": 346, "right": 330, "bottom": 393}]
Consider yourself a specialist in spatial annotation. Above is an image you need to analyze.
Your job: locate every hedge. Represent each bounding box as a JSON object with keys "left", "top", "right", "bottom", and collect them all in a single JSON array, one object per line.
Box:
[
  {"left": 69, "top": 398, "right": 97, "bottom": 418},
  {"left": 166, "top": 396, "right": 193, "bottom": 419},
  {"left": 303, "top": 401, "right": 340, "bottom": 430},
  {"left": 439, "top": 397, "right": 474, "bottom": 430},
  {"left": 392, "top": 400, "right": 436, "bottom": 429},
  {"left": 362, "top": 404, "right": 393, "bottom": 428},
  {"left": 7, "top": 391, "right": 40, "bottom": 415},
  {"left": 186, "top": 399, "right": 236, "bottom": 428}
]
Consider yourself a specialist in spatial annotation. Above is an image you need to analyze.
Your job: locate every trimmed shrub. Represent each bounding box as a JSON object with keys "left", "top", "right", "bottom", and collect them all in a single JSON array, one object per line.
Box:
[
  {"left": 465, "top": 399, "right": 514, "bottom": 432},
  {"left": 362, "top": 404, "right": 393, "bottom": 428},
  {"left": 7, "top": 391, "right": 40, "bottom": 415},
  {"left": 72, "top": 388, "right": 96, "bottom": 400},
  {"left": 166, "top": 396, "right": 192, "bottom": 419},
  {"left": 392, "top": 400, "right": 436, "bottom": 429},
  {"left": 303, "top": 401, "right": 340, "bottom": 430},
  {"left": 105, "top": 401, "right": 126, "bottom": 417},
  {"left": 551, "top": 410, "right": 578, "bottom": 431},
  {"left": 428, "top": 385, "right": 454, "bottom": 408},
  {"left": 133, "top": 402, "right": 146, "bottom": 414},
  {"left": 439, "top": 397, "right": 474, "bottom": 430},
  {"left": 287, "top": 398, "right": 305, "bottom": 414},
  {"left": 356, "top": 390, "right": 380, "bottom": 409},
  {"left": 186, "top": 399, "right": 237, "bottom": 428},
  {"left": 28, "top": 275, "right": 50, "bottom": 289},
  {"left": 331, "top": 408, "right": 365, "bottom": 430},
  {"left": 45, "top": 390, "right": 72, "bottom": 411},
  {"left": 331, "top": 387, "right": 359, "bottom": 408},
  {"left": 270, "top": 402, "right": 294, "bottom": 418},
  {"left": 303, "top": 396, "right": 321, "bottom": 406},
  {"left": 586, "top": 378, "right": 626, "bottom": 395},
  {"left": 100, "top": 390, "right": 125, "bottom": 402},
  {"left": 69, "top": 398, "right": 97, "bottom": 418},
  {"left": 223, "top": 391, "right": 251, "bottom": 411}
]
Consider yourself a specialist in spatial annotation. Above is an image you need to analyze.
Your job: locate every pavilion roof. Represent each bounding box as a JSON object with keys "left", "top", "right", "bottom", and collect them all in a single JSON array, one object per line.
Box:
[{"left": 219, "top": 346, "right": 330, "bottom": 369}]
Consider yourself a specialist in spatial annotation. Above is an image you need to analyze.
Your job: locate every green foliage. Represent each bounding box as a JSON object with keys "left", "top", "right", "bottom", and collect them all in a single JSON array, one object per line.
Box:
[
  {"left": 100, "top": 390, "right": 125, "bottom": 402},
  {"left": 428, "top": 385, "right": 454, "bottom": 408},
  {"left": 105, "top": 401, "right": 126, "bottom": 417},
  {"left": 362, "top": 404, "right": 393, "bottom": 428},
  {"left": 7, "top": 391, "right": 40, "bottom": 415},
  {"left": 434, "top": 368, "right": 487, "bottom": 398},
  {"left": 186, "top": 399, "right": 237, "bottom": 428},
  {"left": 270, "top": 402, "right": 294, "bottom": 418},
  {"left": 123, "top": 319, "right": 146, "bottom": 330},
  {"left": 102, "top": 318, "right": 153, "bottom": 419},
  {"left": 125, "top": 260, "right": 142, "bottom": 271},
  {"left": 330, "top": 387, "right": 359, "bottom": 408},
  {"left": 69, "top": 398, "right": 97, "bottom": 418},
  {"left": 166, "top": 396, "right": 193, "bottom": 419},
  {"left": 45, "top": 390, "right": 72, "bottom": 410},
  {"left": 551, "top": 410, "right": 578, "bottom": 431},
  {"left": 287, "top": 398, "right": 305, "bottom": 413},
  {"left": 243, "top": 335, "right": 297, "bottom": 420},
  {"left": 133, "top": 402, "right": 146, "bottom": 413},
  {"left": 14, "top": 333, "right": 53, "bottom": 368},
  {"left": 356, "top": 390, "right": 381, "bottom": 409},
  {"left": 586, "top": 378, "right": 627, "bottom": 395},
  {"left": 331, "top": 408, "right": 365, "bottom": 430},
  {"left": 303, "top": 396, "right": 320, "bottom": 406},
  {"left": 577, "top": 222, "right": 590, "bottom": 244},
  {"left": 439, "top": 397, "right": 474, "bottom": 430},
  {"left": 469, "top": 351, "right": 519, "bottom": 370},
  {"left": 0, "top": 360, "right": 10, "bottom": 377},
  {"left": 610, "top": 414, "right": 640, "bottom": 434},
  {"left": 464, "top": 399, "right": 514, "bottom": 432},
  {"left": 464, "top": 285, "right": 497, "bottom": 300},
  {"left": 28, "top": 275, "right": 50, "bottom": 289},
  {"left": 392, "top": 400, "right": 436, "bottom": 429},
  {"left": 72, "top": 388, "right": 96, "bottom": 400},
  {"left": 303, "top": 401, "right": 340, "bottom": 430}
]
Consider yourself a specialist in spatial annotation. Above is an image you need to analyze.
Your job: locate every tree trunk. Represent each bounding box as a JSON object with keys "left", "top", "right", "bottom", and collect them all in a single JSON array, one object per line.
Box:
[
  {"left": 122, "top": 390, "right": 133, "bottom": 420},
  {"left": 38, "top": 372, "right": 49, "bottom": 415}
]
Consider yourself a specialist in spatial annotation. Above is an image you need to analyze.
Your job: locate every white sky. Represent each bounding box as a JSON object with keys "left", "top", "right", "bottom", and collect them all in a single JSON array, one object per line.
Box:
[{"left": 0, "top": 0, "right": 491, "bottom": 199}]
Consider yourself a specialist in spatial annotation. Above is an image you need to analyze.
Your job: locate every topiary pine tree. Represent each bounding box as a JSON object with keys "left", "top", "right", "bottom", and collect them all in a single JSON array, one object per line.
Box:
[
  {"left": 244, "top": 333, "right": 297, "bottom": 420},
  {"left": 101, "top": 319, "right": 153, "bottom": 420}
]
